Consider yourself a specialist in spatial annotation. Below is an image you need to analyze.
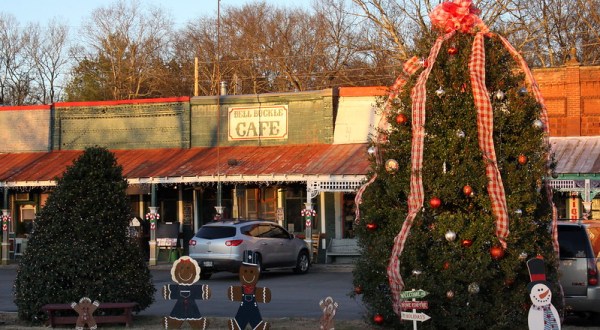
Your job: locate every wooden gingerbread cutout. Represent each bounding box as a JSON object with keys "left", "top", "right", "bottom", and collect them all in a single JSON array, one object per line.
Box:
[
  {"left": 163, "top": 256, "right": 211, "bottom": 329},
  {"left": 71, "top": 297, "right": 100, "bottom": 330},
  {"left": 319, "top": 296, "right": 338, "bottom": 330},
  {"left": 227, "top": 250, "right": 271, "bottom": 330}
]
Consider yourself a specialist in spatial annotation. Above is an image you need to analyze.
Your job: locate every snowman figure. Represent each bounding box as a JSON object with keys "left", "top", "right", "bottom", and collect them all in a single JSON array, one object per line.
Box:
[{"left": 527, "top": 258, "right": 560, "bottom": 330}]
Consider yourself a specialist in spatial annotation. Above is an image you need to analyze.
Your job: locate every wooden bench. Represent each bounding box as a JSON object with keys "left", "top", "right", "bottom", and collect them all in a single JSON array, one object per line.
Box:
[
  {"left": 325, "top": 238, "right": 360, "bottom": 263},
  {"left": 42, "top": 302, "right": 138, "bottom": 328}
]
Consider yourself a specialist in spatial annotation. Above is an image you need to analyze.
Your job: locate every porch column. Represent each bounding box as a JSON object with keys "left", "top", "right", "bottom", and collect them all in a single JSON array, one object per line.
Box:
[
  {"left": 1, "top": 189, "right": 9, "bottom": 265},
  {"left": 148, "top": 183, "right": 158, "bottom": 266},
  {"left": 305, "top": 182, "right": 319, "bottom": 261}
]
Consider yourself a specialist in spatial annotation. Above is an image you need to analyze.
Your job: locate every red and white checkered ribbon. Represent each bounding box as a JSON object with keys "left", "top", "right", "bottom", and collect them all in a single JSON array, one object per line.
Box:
[
  {"left": 387, "top": 31, "right": 456, "bottom": 316},
  {"left": 469, "top": 32, "right": 509, "bottom": 248},
  {"left": 354, "top": 57, "right": 422, "bottom": 223}
]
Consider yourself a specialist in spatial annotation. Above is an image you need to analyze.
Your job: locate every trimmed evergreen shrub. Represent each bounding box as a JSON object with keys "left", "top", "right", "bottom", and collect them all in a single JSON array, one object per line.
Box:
[{"left": 14, "top": 146, "right": 155, "bottom": 322}]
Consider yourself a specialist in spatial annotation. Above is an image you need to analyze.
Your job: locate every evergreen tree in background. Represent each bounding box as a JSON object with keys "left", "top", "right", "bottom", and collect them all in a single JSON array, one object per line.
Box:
[
  {"left": 14, "top": 147, "right": 155, "bottom": 322},
  {"left": 352, "top": 2, "right": 561, "bottom": 329}
]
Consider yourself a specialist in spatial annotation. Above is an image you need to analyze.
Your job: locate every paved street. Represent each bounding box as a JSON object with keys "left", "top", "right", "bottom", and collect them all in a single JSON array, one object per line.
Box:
[
  {"left": 0, "top": 263, "right": 365, "bottom": 321},
  {"left": 2, "top": 263, "right": 600, "bottom": 328}
]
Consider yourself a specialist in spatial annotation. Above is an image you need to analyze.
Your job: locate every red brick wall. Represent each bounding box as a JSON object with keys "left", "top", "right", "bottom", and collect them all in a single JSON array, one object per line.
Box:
[{"left": 534, "top": 60, "right": 600, "bottom": 136}]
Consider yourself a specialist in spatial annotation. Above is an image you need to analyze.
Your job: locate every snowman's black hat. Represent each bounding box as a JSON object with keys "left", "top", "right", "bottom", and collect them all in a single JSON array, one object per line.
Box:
[
  {"left": 242, "top": 250, "right": 258, "bottom": 266},
  {"left": 527, "top": 257, "right": 551, "bottom": 291}
]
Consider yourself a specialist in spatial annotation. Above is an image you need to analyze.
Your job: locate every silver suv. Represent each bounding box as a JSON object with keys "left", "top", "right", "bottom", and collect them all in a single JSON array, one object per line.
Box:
[
  {"left": 188, "top": 219, "right": 311, "bottom": 279},
  {"left": 558, "top": 221, "right": 600, "bottom": 318}
]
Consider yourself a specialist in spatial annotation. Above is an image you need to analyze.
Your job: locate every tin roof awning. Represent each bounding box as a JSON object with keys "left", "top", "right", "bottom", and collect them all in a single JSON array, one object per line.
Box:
[
  {"left": 550, "top": 137, "right": 600, "bottom": 180},
  {"left": 0, "top": 144, "right": 370, "bottom": 188}
]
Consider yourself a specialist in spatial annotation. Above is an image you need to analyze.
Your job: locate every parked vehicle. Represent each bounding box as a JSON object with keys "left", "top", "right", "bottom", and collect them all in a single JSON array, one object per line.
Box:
[
  {"left": 557, "top": 220, "right": 600, "bottom": 319},
  {"left": 188, "top": 219, "right": 311, "bottom": 279}
]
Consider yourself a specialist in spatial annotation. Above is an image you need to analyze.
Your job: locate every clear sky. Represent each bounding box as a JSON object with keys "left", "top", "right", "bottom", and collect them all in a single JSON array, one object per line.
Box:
[{"left": 1, "top": 0, "right": 305, "bottom": 28}]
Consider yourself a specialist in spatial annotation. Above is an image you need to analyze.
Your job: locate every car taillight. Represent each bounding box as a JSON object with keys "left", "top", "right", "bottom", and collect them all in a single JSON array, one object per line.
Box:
[
  {"left": 588, "top": 259, "right": 598, "bottom": 286},
  {"left": 189, "top": 240, "right": 196, "bottom": 246},
  {"left": 226, "top": 239, "right": 243, "bottom": 246}
]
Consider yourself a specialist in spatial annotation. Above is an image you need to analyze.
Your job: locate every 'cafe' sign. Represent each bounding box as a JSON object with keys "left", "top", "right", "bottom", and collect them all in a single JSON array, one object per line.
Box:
[{"left": 228, "top": 105, "right": 288, "bottom": 141}]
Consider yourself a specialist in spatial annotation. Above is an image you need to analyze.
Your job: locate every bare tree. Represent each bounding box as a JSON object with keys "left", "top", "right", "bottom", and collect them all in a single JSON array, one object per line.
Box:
[
  {"left": 74, "top": 0, "right": 174, "bottom": 100},
  {"left": 25, "top": 20, "right": 70, "bottom": 104},
  {"left": 0, "top": 13, "right": 33, "bottom": 105}
]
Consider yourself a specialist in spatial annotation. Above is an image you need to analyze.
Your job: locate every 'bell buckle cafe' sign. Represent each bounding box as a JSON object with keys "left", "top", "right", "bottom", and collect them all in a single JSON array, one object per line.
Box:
[{"left": 228, "top": 105, "right": 288, "bottom": 141}]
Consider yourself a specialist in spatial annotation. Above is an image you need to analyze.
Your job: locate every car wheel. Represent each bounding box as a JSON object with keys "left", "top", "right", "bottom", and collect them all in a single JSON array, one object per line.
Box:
[
  {"left": 293, "top": 251, "right": 310, "bottom": 274},
  {"left": 200, "top": 272, "right": 212, "bottom": 280}
]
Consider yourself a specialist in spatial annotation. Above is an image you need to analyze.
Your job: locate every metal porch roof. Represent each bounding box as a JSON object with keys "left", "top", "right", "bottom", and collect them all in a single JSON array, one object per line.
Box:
[
  {"left": 550, "top": 137, "right": 600, "bottom": 175},
  {"left": 0, "top": 144, "right": 370, "bottom": 187}
]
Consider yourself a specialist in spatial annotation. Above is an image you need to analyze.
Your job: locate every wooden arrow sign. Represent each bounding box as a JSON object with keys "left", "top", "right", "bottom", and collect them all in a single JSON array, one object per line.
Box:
[
  {"left": 401, "top": 311, "right": 431, "bottom": 322},
  {"left": 400, "top": 289, "right": 429, "bottom": 299},
  {"left": 401, "top": 300, "right": 429, "bottom": 310}
]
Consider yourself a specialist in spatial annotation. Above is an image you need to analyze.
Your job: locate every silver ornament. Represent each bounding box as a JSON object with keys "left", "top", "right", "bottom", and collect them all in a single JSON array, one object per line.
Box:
[
  {"left": 519, "top": 87, "right": 528, "bottom": 95},
  {"left": 436, "top": 87, "right": 446, "bottom": 98},
  {"left": 367, "top": 146, "right": 376, "bottom": 155},
  {"left": 445, "top": 230, "right": 457, "bottom": 242},
  {"left": 446, "top": 290, "right": 455, "bottom": 299},
  {"left": 518, "top": 252, "right": 528, "bottom": 261},
  {"left": 533, "top": 119, "right": 544, "bottom": 129},
  {"left": 468, "top": 282, "right": 480, "bottom": 294},
  {"left": 494, "top": 90, "right": 505, "bottom": 101},
  {"left": 412, "top": 269, "right": 423, "bottom": 276},
  {"left": 457, "top": 130, "right": 465, "bottom": 138}
]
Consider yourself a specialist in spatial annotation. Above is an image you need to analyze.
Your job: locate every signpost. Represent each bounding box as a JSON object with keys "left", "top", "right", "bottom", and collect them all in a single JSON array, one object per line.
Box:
[{"left": 400, "top": 289, "right": 431, "bottom": 330}]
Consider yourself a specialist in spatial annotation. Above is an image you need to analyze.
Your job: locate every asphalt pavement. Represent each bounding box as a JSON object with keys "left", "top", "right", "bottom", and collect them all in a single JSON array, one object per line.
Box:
[{"left": 0, "top": 261, "right": 361, "bottom": 320}]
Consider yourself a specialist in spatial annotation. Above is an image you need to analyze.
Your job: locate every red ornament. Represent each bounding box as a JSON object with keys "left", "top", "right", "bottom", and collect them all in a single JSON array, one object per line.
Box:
[
  {"left": 395, "top": 113, "right": 408, "bottom": 125},
  {"left": 443, "top": 261, "right": 450, "bottom": 270},
  {"left": 462, "top": 185, "right": 473, "bottom": 196},
  {"left": 461, "top": 239, "right": 473, "bottom": 247},
  {"left": 448, "top": 46, "right": 458, "bottom": 55},
  {"left": 366, "top": 223, "right": 378, "bottom": 231},
  {"left": 355, "top": 286, "right": 363, "bottom": 294},
  {"left": 373, "top": 314, "right": 384, "bottom": 325},
  {"left": 518, "top": 154, "right": 528, "bottom": 165},
  {"left": 429, "top": 197, "right": 442, "bottom": 209},
  {"left": 490, "top": 246, "right": 505, "bottom": 260}
]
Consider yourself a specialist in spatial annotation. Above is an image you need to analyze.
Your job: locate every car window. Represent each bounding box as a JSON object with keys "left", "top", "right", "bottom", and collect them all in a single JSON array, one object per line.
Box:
[
  {"left": 558, "top": 225, "right": 590, "bottom": 258},
  {"left": 241, "top": 224, "right": 262, "bottom": 237},
  {"left": 587, "top": 227, "right": 600, "bottom": 257},
  {"left": 195, "top": 226, "right": 236, "bottom": 239},
  {"left": 268, "top": 225, "right": 290, "bottom": 239}
]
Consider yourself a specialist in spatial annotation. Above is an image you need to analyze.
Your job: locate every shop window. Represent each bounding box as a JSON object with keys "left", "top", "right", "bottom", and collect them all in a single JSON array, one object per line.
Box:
[
  {"left": 259, "top": 187, "right": 277, "bottom": 220},
  {"left": 16, "top": 193, "right": 30, "bottom": 201},
  {"left": 18, "top": 204, "right": 36, "bottom": 236},
  {"left": 343, "top": 193, "right": 356, "bottom": 238},
  {"left": 236, "top": 187, "right": 277, "bottom": 220}
]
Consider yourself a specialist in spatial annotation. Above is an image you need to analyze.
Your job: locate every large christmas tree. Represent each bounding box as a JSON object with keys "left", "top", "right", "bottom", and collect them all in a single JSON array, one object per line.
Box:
[
  {"left": 353, "top": 1, "right": 561, "bottom": 329},
  {"left": 14, "top": 147, "right": 155, "bottom": 322}
]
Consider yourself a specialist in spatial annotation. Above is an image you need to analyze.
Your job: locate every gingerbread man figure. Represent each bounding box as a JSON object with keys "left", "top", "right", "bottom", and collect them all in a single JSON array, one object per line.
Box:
[
  {"left": 163, "top": 256, "right": 211, "bottom": 329},
  {"left": 71, "top": 297, "right": 100, "bottom": 330},
  {"left": 227, "top": 250, "right": 271, "bottom": 330},
  {"left": 319, "top": 296, "right": 338, "bottom": 330}
]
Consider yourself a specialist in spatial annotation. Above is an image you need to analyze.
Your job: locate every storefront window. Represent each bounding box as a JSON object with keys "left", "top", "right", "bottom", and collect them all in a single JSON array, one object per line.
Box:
[{"left": 343, "top": 193, "right": 356, "bottom": 238}]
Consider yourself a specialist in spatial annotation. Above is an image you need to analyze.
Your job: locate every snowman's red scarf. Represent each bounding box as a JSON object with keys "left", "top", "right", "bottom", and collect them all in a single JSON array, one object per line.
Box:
[{"left": 362, "top": 29, "right": 559, "bottom": 317}]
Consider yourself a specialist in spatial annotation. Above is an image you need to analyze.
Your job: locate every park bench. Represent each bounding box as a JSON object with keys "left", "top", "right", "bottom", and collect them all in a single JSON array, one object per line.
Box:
[
  {"left": 42, "top": 302, "right": 138, "bottom": 328},
  {"left": 325, "top": 238, "right": 360, "bottom": 263}
]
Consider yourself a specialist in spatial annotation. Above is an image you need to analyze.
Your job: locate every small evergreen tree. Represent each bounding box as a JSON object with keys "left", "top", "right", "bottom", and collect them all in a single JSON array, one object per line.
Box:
[
  {"left": 353, "top": 2, "right": 561, "bottom": 329},
  {"left": 14, "top": 147, "right": 155, "bottom": 321}
]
